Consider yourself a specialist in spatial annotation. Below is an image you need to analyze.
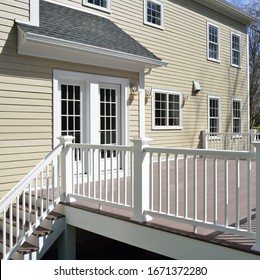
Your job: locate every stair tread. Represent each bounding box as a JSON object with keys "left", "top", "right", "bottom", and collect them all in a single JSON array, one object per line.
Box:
[
  {"left": 18, "top": 241, "right": 38, "bottom": 254},
  {"left": 33, "top": 226, "right": 52, "bottom": 236}
]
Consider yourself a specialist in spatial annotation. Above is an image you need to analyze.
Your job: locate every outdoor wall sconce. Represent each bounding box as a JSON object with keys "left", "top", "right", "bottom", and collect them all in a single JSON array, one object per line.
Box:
[
  {"left": 145, "top": 87, "right": 152, "bottom": 103},
  {"left": 182, "top": 94, "right": 190, "bottom": 106},
  {"left": 130, "top": 82, "right": 139, "bottom": 98}
]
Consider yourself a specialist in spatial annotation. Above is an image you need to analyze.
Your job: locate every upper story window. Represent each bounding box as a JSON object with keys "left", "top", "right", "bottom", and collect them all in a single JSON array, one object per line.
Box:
[
  {"left": 207, "top": 23, "right": 220, "bottom": 62},
  {"left": 144, "top": 0, "right": 164, "bottom": 29},
  {"left": 153, "top": 90, "right": 182, "bottom": 129},
  {"left": 231, "top": 33, "right": 241, "bottom": 67},
  {"left": 232, "top": 99, "right": 242, "bottom": 133},
  {"left": 208, "top": 96, "right": 220, "bottom": 133},
  {"left": 84, "top": 0, "right": 111, "bottom": 12}
]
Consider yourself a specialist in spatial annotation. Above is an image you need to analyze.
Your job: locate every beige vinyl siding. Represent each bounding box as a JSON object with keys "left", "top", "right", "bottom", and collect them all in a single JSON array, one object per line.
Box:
[
  {"left": 0, "top": 1, "right": 139, "bottom": 198},
  {"left": 109, "top": 0, "right": 249, "bottom": 148},
  {"left": 0, "top": 0, "right": 250, "bottom": 197}
]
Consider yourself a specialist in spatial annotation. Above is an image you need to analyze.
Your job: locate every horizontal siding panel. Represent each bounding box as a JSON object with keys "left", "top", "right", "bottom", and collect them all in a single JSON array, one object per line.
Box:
[
  {"left": 0, "top": 74, "right": 52, "bottom": 87},
  {"left": 0, "top": 151, "right": 51, "bottom": 163},
  {"left": 0, "top": 125, "right": 51, "bottom": 133},
  {"left": 0, "top": 97, "right": 52, "bottom": 107},
  {"left": 0, "top": 104, "right": 52, "bottom": 113},
  {"left": 0, "top": 119, "right": 52, "bottom": 126},
  {"left": 0, "top": 132, "right": 52, "bottom": 141},
  {"left": 0, "top": 159, "right": 40, "bottom": 171},
  {"left": 0, "top": 83, "right": 52, "bottom": 93},
  {"left": 0, "top": 139, "right": 52, "bottom": 148},
  {"left": 0, "top": 91, "right": 52, "bottom": 100},
  {"left": 0, "top": 145, "right": 51, "bottom": 156},
  {"left": 0, "top": 111, "right": 51, "bottom": 119}
]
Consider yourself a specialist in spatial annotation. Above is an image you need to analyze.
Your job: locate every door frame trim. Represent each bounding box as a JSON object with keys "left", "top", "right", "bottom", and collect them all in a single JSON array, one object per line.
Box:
[{"left": 53, "top": 69, "right": 129, "bottom": 147}]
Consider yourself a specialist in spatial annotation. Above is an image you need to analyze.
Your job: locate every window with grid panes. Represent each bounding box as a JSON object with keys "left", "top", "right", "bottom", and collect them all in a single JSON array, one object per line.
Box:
[
  {"left": 231, "top": 33, "right": 241, "bottom": 67},
  {"left": 154, "top": 91, "right": 181, "bottom": 129},
  {"left": 85, "top": 0, "right": 110, "bottom": 10},
  {"left": 232, "top": 99, "right": 242, "bottom": 133},
  {"left": 208, "top": 23, "right": 219, "bottom": 61},
  {"left": 209, "top": 97, "right": 220, "bottom": 133},
  {"left": 145, "top": 0, "right": 163, "bottom": 28}
]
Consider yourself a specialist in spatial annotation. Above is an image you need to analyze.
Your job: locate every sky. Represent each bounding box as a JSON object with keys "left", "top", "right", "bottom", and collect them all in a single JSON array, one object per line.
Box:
[{"left": 226, "top": 0, "right": 251, "bottom": 5}]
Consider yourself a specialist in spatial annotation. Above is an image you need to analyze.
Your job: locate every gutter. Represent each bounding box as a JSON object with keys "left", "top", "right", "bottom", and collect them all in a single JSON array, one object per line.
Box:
[{"left": 18, "top": 28, "right": 167, "bottom": 69}]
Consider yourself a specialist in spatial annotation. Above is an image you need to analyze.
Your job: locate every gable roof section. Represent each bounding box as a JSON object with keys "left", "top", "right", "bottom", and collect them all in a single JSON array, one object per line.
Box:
[{"left": 17, "top": 0, "right": 165, "bottom": 71}]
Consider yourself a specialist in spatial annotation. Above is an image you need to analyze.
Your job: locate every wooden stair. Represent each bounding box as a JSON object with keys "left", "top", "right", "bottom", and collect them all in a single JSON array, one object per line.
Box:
[{"left": 0, "top": 194, "right": 65, "bottom": 260}]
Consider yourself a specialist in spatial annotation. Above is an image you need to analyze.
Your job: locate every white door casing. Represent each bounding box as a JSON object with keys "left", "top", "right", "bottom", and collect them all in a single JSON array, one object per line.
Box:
[{"left": 53, "top": 70, "right": 129, "bottom": 176}]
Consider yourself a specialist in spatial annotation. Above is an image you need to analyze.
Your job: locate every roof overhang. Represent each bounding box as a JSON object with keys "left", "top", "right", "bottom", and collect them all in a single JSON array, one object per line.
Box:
[
  {"left": 17, "top": 25, "right": 167, "bottom": 72},
  {"left": 193, "top": 0, "right": 257, "bottom": 25}
]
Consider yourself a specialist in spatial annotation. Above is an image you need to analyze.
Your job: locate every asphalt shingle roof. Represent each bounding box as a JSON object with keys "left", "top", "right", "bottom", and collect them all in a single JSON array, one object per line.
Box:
[{"left": 18, "top": 0, "right": 161, "bottom": 61}]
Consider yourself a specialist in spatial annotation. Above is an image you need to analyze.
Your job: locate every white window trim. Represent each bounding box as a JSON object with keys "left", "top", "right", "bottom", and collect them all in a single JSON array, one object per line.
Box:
[
  {"left": 152, "top": 89, "right": 182, "bottom": 130},
  {"left": 207, "top": 22, "right": 220, "bottom": 63},
  {"left": 231, "top": 32, "right": 242, "bottom": 68},
  {"left": 232, "top": 98, "right": 242, "bottom": 134},
  {"left": 208, "top": 96, "right": 221, "bottom": 134},
  {"left": 144, "top": 0, "right": 164, "bottom": 30},
  {"left": 83, "top": 0, "right": 111, "bottom": 13}
]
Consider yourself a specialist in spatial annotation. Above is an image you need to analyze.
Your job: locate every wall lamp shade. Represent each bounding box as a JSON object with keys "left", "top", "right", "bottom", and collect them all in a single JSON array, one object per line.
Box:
[{"left": 193, "top": 80, "right": 201, "bottom": 92}]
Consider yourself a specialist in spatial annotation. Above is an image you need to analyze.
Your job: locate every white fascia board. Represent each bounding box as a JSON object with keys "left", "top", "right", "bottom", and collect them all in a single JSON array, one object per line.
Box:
[
  {"left": 193, "top": 0, "right": 256, "bottom": 25},
  {"left": 17, "top": 27, "right": 167, "bottom": 71}
]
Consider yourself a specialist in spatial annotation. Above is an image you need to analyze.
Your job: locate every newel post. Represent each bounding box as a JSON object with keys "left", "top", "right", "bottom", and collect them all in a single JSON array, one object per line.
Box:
[
  {"left": 201, "top": 130, "right": 208, "bottom": 150},
  {"left": 58, "top": 136, "right": 76, "bottom": 203},
  {"left": 252, "top": 141, "right": 260, "bottom": 252},
  {"left": 131, "top": 137, "right": 153, "bottom": 223},
  {"left": 250, "top": 129, "right": 257, "bottom": 151}
]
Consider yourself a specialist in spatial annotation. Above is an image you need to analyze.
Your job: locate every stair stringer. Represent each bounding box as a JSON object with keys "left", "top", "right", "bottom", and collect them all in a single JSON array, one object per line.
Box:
[{"left": 9, "top": 206, "right": 65, "bottom": 260}]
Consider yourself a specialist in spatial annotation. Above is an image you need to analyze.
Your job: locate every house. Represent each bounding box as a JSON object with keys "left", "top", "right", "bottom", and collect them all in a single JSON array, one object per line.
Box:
[
  {"left": 0, "top": 0, "right": 256, "bottom": 199},
  {"left": 1, "top": 0, "right": 259, "bottom": 260}
]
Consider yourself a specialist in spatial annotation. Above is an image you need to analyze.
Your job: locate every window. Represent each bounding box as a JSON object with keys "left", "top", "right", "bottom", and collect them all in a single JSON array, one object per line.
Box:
[
  {"left": 84, "top": 0, "right": 110, "bottom": 11},
  {"left": 153, "top": 90, "right": 182, "bottom": 129},
  {"left": 144, "top": 0, "right": 164, "bottom": 29},
  {"left": 208, "top": 97, "right": 220, "bottom": 133},
  {"left": 231, "top": 33, "right": 241, "bottom": 67},
  {"left": 208, "top": 23, "right": 220, "bottom": 62},
  {"left": 232, "top": 99, "right": 242, "bottom": 133}
]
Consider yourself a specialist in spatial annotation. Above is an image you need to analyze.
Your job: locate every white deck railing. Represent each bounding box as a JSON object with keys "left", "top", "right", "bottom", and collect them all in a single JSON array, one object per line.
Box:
[
  {"left": 1, "top": 136, "right": 260, "bottom": 259},
  {"left": 0, "top": 144, "right": 62, "bottom": 260},
  {"left": 202, "top": 129, "right": 259, "bottom": 151},
  {"left": 68, "top": 143, "right": 134, "bottom": 211},
  {"left": 144, "top": 147, "right": 256, "bottom": 237}
]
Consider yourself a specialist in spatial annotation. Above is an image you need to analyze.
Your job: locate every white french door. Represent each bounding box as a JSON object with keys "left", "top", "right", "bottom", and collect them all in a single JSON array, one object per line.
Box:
[
  {"left": 99, "top": 83, "right": 120, "bottom": 170},
  {"left": 54, "top": 70, "right": 129, "bottom": 175}
]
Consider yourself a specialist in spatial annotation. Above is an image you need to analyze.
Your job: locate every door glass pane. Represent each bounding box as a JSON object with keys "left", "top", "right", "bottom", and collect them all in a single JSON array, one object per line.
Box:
[
  {"left": 61, "top": 84, "right": 81, "bottom": 143},
  {"left": 100, "top": 87, "right": 117, "bottom": 158}
]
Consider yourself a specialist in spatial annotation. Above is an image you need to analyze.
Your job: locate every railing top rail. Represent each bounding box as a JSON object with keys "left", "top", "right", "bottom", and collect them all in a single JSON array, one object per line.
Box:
[
  {"left": 68, "top": 143, "right": 134, "bottom": 152},
  {"left": 144, "top": 147, "right": 256, "bottom": 159},
  {"left": 205, "top": 132, "right": 251, "bottom": 136},
  {"left": 0, "top": 144, "right": 62, "bottom": 212}
]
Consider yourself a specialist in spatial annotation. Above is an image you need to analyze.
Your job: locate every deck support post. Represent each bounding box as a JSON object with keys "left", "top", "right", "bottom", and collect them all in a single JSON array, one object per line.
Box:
[
  {"left": 131, "top": 137, "right": 153, "bottom": 223},
  {"left": 58, "top": 135, "right": 76, "bottom": 203},
  {"left": 252, "top": 142, "right": 260, "bottom": 252},
  {"left": 58, "top": 224, "right": 76, "bottom": 260}
]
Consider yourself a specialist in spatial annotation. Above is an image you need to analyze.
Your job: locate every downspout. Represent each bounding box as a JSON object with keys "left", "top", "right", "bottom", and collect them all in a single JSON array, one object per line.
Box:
[{"left": 246, "top": 25, "right": 250, "bottom": 131}]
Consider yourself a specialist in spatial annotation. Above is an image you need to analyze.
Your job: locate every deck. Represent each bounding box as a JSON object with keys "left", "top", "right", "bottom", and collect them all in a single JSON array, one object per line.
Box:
[{"left": 64, "top": 156, "right": 258, "bottom": 258}]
